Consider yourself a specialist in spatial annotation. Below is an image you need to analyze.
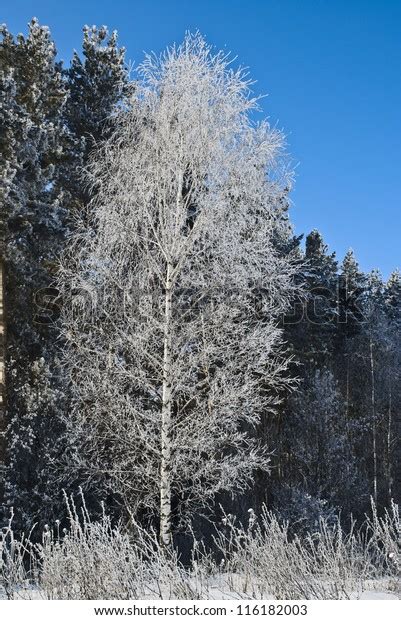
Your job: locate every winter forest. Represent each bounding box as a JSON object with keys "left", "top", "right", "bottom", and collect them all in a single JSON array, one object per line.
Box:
[{"left": 0, "top": 19, "right": 400, "bottom": 600}]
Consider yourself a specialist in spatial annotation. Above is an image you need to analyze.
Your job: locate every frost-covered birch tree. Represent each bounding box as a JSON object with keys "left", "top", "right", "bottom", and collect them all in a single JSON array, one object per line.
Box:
[{"left": 59, "top": 34, "right": 298, "bottom": 546}]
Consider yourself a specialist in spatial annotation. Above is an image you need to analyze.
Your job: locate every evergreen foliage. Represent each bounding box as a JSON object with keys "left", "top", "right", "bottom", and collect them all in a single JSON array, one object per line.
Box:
[{"left": 0, "top": 19, "right": 129, "bottom": 528}]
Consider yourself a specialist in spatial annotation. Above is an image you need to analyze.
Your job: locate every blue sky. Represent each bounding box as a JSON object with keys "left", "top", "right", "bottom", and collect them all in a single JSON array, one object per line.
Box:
[{"left": 3, "top": 1, "right": 400, "bottom": 277}]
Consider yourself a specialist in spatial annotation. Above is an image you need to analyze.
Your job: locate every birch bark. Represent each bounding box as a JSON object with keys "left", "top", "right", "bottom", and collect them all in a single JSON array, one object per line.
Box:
[
  {"left": 160, "top": 263, "right": 173, "bottom": 547},
  {"left": 387, "top": 386, "right": 392, "bottom": 501},
  {"left": 0, "top": 260, "right": 6, "bottom": 465},
  {"left": 369, "top": 339, "right": 378, "bottom": 505}
]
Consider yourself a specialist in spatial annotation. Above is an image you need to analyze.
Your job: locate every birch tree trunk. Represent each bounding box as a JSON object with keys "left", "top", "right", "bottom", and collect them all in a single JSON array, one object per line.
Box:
[
  {"left": 160, "top": 263, "right": 173, "bottom": 547},
  {"left": 387, "top": 385, "right": 392, "bottom": 501},
  {"left": 345, "top": 353, "right": 350, "bottom": 436},
  {"left": 369, "top": 339, "right": 378, "bottom": 505},
  {"left": 0, "top": 259, "right": 6, "bottom": 466}
]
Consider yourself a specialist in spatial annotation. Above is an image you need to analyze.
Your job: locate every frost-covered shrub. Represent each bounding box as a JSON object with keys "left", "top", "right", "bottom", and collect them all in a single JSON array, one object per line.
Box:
[
  {"left": 1, "top": 496, "right": 399, "bottom": 600},
  {"left": 212, "top": 503, "right": 401, "bottom": 599},
  {"left": 1, "top": 493, "right": 216, "bottom": 599},
  {"left": 0, "top": 509, "right": 34, "bottom": 599}
]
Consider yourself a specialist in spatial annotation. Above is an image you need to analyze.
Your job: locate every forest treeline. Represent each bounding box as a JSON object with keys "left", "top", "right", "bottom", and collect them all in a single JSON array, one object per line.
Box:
[{"left": 0, "top": 19, "right": 399, "bottom": 540}]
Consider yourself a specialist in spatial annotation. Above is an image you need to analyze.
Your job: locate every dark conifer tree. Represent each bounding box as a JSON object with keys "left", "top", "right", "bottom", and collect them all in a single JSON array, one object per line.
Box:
[
  {"left": 0, "top": 18, "right": 68, "bottom": 526},
  {"left": 383, "top": 270, "right": 401, "bottom": 503},
  {"left": 1, "top": 21, "right": 129, "bottom": 528},
  {"left": 61, "top": 25, "right": 130, "bottom": 210}
]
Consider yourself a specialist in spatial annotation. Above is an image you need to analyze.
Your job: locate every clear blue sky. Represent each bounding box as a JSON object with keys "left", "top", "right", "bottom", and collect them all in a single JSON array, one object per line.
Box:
[{"left": 3, "top": 1, "right": 400, "bottom": 277}]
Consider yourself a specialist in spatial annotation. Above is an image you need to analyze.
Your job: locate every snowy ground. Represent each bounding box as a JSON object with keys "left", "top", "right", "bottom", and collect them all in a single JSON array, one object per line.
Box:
[{"left": 1, "top": 576, "right": 399, "bottom": 600}]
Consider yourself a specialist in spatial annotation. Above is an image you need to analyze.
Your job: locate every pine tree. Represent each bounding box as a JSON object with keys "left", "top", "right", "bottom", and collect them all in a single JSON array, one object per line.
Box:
[
  {"left": 275, "top": 236, "right": 366, "bottom": 518},
  {"left": 280, "top": 368, "right": 363, "bottom": 514},
  {"left": 61, "top": 25, "right": 130, "bottom": 210},
  {"left": 383, "top": 270, "right": 401, "bottom": 503},
  {"left": 360, "top": 270, "right": 388, "bottom": 505},
  {"left": 282, "top": 230, "right": 338, "bottom": 412},
  {"left": 335, "top": 250, "right": 366, "bottom": 438},
  {"left": 0, "top": 20, "right": 130, "bottom": 527},
  {"left": 339, "top": 250, "right": 366, "bottom": 335},
  {"left": 302, "top": 230, "right": 338, "bottom": 363},
  {"left": 384, "top": 269, "right": 401, "bottom": 324},
  {"left": 0, "top": 18, "right": 68, "bottom": 527},
  {"left": 0, "top": 48, "right": 20, "bottom": 475}
]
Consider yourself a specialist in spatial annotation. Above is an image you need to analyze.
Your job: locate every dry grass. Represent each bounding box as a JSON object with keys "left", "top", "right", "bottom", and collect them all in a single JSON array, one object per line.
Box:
[
  {"left": 1, "top": 494, "right": 399, "bottom": 600},
  {"left": 212, "top": 501, "right": 400, "bottom": 599}
]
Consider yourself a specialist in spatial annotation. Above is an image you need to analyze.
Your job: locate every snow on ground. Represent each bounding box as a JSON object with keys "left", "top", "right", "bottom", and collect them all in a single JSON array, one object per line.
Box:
[
  {"left": 354, "top": 591, "right": 398, "bottom": 600},
  {"left": 1, "top": 575, "right": 399, "bottom": 600}
]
